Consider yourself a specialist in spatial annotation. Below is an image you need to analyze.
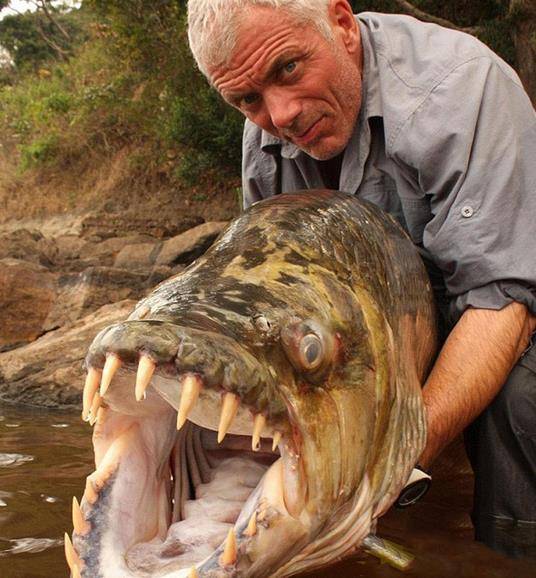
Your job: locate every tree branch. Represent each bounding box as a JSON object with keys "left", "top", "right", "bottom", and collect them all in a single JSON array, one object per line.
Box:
[
  {"left": 392, "top": 0, "right": 480, "bottom": 35},
  {"left": 37, "top": 0, "right": 71, "bottom": 40},
  {"left": 34, "top": 15, "right": 69, "bottom": 60}
]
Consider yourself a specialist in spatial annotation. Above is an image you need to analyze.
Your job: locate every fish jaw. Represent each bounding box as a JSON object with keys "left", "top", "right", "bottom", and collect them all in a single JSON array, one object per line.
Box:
[
  {"left": 74, "top": 321, "right": 323, "bottom": 578},
  {"left": 73, "top": 316, "right": 381, "bottom": 578}
]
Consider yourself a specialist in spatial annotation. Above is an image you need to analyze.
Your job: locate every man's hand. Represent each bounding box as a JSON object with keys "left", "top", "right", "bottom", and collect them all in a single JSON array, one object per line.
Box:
[{"left": 419, "top": 301, "right": 536, "bottom": 469}]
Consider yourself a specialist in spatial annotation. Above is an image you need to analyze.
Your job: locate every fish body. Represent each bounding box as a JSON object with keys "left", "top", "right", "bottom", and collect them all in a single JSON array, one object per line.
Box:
[{"left": 73, "top": 190, "right": 437, "bottom": 577}]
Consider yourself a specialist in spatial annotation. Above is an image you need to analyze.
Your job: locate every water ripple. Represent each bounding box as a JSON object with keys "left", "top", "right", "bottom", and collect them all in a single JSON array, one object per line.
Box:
[
  {"left": 0, "top": 454, "right": 34, "bottom": 467},
  {"left": 0, "top": 537, "right": 63, "bottom": 557}
]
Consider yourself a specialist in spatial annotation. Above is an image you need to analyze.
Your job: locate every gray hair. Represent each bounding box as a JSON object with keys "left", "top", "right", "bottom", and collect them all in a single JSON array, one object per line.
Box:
[{"left": 187, "top": 0, "right": 332, "bottom": 82}]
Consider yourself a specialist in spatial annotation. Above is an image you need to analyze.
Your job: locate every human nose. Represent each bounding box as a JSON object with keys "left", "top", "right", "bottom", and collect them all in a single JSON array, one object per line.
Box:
[{"left": 264, "top": 88, "right": 301, "bottom": 130}]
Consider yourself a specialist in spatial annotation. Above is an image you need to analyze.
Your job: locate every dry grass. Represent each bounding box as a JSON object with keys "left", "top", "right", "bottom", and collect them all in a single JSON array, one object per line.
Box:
[{"left": 0, "top": 141, "right": 241, "bottom": 228}]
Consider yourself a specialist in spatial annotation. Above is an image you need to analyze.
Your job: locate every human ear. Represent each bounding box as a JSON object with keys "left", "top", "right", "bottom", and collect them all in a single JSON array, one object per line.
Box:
[{"left": 327, "top": 0, "right": 360, "bottom": 54}]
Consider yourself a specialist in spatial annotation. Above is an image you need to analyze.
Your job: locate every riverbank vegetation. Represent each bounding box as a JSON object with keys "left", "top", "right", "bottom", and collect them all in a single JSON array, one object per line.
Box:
[{"left": 0, "top": 0, "right": 534, "bottom": 221}]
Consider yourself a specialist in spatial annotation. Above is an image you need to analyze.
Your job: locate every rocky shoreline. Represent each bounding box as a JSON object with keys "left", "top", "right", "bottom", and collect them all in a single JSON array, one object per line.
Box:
[{"left": 0, "top": 212, "right": 228, "bottom": 409}]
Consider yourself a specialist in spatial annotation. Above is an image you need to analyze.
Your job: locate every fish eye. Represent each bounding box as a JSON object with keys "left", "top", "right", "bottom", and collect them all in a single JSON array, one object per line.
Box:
[{"left": 299, "top": 333, "right": 323, "bottom": 370}]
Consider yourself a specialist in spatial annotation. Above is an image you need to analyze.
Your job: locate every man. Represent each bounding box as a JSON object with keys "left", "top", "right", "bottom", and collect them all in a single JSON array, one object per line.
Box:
[{"left": 187, "top": 0, "right": 536, "bottom": 558}]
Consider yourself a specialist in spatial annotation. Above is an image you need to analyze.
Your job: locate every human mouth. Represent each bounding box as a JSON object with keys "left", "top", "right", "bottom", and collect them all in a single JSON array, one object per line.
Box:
[{"left": 289, "top": 117, "right": 324, "bottom": 146}]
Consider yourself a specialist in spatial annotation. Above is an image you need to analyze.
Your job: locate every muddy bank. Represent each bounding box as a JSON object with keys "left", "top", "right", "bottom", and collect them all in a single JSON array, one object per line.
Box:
[{"left": 0, "top": 204, "right": 235, "bottom": 408}]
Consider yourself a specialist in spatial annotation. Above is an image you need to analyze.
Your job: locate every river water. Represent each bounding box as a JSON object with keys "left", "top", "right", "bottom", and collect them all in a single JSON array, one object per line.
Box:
[{"left": 0, "top": 404, "right": 534, "bottom": 578}]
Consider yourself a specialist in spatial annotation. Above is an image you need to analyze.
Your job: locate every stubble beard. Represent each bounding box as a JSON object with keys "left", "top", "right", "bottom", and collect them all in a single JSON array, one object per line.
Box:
[{"left": 296, "top": 56, "right": 362, "bottom": 161}]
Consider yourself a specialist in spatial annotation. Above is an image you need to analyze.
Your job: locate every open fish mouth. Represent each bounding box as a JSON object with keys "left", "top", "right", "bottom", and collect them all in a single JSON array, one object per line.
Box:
[
  {"left": 66, "top": 191, "right": 437, "bottom": 578},
  {"left": 70, "top": 320, "right": 374, "bottom": 578}
]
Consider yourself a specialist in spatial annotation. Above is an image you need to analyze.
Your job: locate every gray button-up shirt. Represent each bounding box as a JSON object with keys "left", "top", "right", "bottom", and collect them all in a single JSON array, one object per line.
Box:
[{"left": 242, "top": 12, "right": 536, "bottom": 321}]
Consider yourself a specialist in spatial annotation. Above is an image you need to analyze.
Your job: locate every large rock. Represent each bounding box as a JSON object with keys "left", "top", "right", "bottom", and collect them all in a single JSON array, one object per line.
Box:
[
  {"left": 78, "top": 234, "right": 155, "bottom": 267},
  {"left": 0, "top": 229, "right": 47, "bottom": 265},
  {"left": 113, "top": 241, "right": 162, "bottom": 272},
  {"left": 0, "top": 259, "right": 57, "bottom": 351},
  {"left": 0, "top": 299, "right": 136, "bottom": 408},
  {"left": 43, "top": 266, "right": 148, "bottom": 331},
  {"left": 156, "top": 221, "right": 228, "bottom": 266}
]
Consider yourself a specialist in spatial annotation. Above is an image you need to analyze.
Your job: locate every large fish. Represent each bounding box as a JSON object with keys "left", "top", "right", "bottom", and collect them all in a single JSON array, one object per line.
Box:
[{"left": 69, "top": 190, "right": 437, "bottom": 577}]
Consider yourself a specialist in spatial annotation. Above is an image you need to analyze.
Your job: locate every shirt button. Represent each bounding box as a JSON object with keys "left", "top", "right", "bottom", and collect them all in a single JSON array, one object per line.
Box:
[{"left": 461, "top": 205, "right": 474, "bottom": 218}]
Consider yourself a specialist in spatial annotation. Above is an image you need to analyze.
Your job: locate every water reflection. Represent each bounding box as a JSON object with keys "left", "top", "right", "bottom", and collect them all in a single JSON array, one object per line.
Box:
[
  {"left": 0, "top": 404, "right": 534, "bottom": 578},
  {"left": 0, "top": 404, "right": 92, "bottom": 578}
]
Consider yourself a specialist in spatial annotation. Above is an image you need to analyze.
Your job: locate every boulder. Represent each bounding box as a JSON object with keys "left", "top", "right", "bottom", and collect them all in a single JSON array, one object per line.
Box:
[
  {"left": 156, "top": 221, "right": 228, "bottom": 266},
  {"left": 0, "top": 229, "right": 45, "bottom": 265},
  {"left": 79, "top": 234, "right": 155, "bottom": 267},
  {"left": 113, "top": 241, "right": 162, "bottom": 272},
  {"left": 0, "top": 259, "right": 57, "bottom": 351},
  {"left": 43, "top": 266, "right": 148, "bottom": 331},
  {"left": 49, "top": 235, "right": 87, "bottom": 264},
  {"left": 0, "top": 299, "right": 136, "bottom": 408}
]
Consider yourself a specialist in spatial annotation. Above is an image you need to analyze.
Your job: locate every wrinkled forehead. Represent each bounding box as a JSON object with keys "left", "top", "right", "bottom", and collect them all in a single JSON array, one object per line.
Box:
[{"left": 207, "top": 5, "right": 316, "bottom": 86}]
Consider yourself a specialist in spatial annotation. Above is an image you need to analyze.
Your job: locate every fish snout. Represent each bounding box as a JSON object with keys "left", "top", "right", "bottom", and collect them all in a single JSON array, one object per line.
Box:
[{"left": 84, "top": 319, "right": 286, "bottom": 441}]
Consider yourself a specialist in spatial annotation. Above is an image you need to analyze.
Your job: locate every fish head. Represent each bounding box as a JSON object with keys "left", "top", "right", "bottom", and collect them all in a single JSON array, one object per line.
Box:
[{"left": 71, "top": 191, "right": 437, "bottom": 577}]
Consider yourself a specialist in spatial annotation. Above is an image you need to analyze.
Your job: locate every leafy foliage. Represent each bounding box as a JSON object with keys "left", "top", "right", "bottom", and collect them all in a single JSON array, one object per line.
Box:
[
  {"left": 84, "top": 0, "right": 243, "bottom": 179},
  {"left": 0, "top": 4, "right": 86, "bottom": 71}
]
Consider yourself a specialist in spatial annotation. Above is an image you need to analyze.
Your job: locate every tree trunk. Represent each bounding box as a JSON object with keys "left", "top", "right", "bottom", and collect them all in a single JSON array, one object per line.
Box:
[{"left": 510, "top": 0, "right": 536, "bottom": 106}]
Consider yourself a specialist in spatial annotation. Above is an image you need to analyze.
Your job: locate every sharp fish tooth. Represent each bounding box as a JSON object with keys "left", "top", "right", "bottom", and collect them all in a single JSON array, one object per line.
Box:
[
  {"left": 272, "top": 431, "right": 282, "bottom": 451},
  {"left": 82, "top": 368, "right": 100, "bottom": 422},
  {"left": 84, "top": 477, "right": 98, "bottom": 505},
  {"left": 135, "top": 355, "right": 156, "bottom": 401},
  {"left": 220, "top": 527, "right": 237, "bottom": 566},
  {"left": 72, "top": 564, "right": 82, "bottom": 578},
  {"left": 72, "top": 496, "right": 90, "bottom": 536},
  {"left": 244, "top": 512, "right": 257, "bottom": 537},
  {"left": 218, "top": 392, "right": 239, "bottom": 443},
  {"left": 177, "top": 374, "right": 202, "bottom": 430},
  {"left": 88, "top": 393, "right": 102, "bottom": 427},
  {"left": 64, "top": 532, "right": 81, "bottom": 570},
  {"left": 100, "top": 353, "right": 121, "bottom": 396},
  {"left": 252, "top": 414, "right": 266, "bottom": 451}
]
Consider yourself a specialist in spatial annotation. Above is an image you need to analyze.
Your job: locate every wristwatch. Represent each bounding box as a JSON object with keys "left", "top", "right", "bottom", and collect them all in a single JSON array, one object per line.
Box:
[{"left": 394, "top": 465, "right": 432, "bottom": 508}]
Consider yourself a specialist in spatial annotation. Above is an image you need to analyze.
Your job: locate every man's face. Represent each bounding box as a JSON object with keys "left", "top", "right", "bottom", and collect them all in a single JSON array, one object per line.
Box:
[{"left": 210, "top": 2, "right": 363, "bottom": 160}]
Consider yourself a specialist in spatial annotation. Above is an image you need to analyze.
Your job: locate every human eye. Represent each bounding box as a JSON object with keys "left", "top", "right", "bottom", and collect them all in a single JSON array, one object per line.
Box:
[
  {"left": 243, "top": 93, "right": 260, "bottom": 106},
  {"left": 283, "top": 60, "right": 297, "bottom": 74}
]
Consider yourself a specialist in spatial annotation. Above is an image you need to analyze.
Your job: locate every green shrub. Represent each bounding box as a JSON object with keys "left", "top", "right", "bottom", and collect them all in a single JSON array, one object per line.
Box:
[
  {"left": 166, "top": 89, "right": 243, "bottom": 176},
  {"left": 19, "top": 133, "right": 59, "bottom": 169}
]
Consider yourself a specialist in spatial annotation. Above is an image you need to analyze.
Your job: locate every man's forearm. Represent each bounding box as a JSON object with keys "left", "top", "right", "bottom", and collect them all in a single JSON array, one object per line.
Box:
[{"left": 419, "top": 301, "right": 536, "bottom": 469}]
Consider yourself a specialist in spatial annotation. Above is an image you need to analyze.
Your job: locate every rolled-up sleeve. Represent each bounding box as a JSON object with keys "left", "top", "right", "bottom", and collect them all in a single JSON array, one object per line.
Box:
[{"left": 393, "top": 55, "right": 536, "bottom": 321}]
